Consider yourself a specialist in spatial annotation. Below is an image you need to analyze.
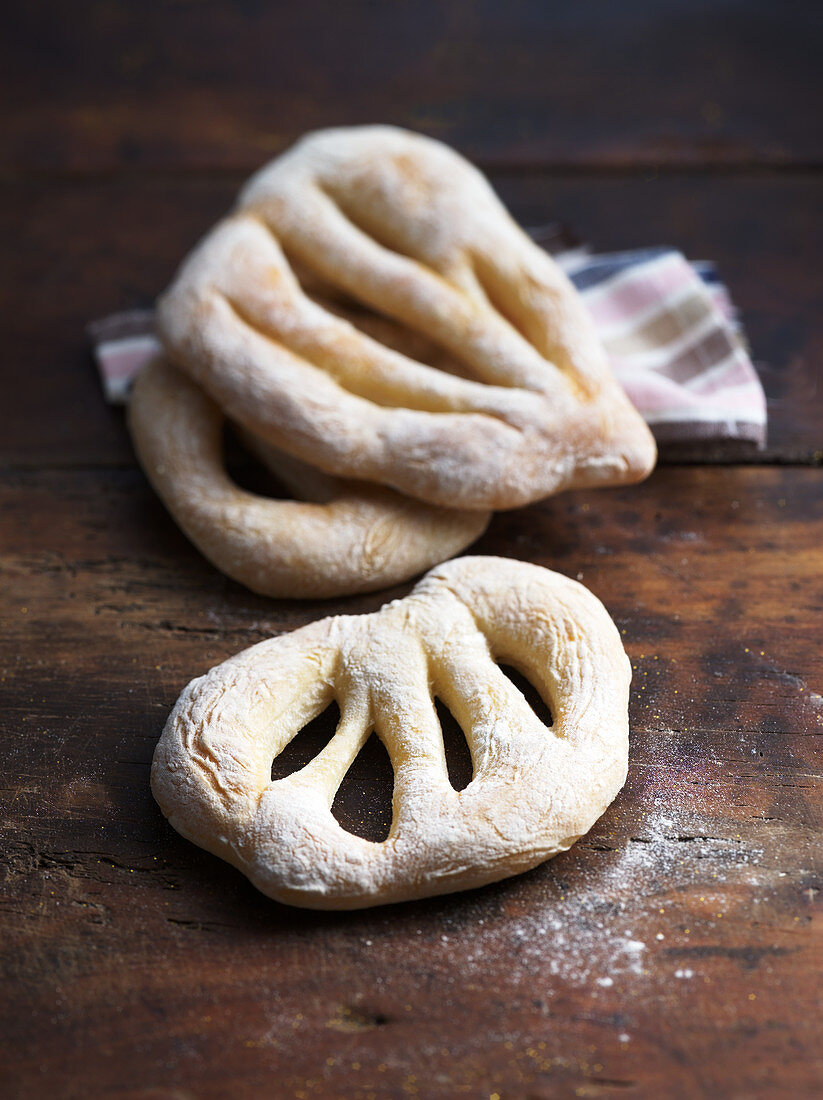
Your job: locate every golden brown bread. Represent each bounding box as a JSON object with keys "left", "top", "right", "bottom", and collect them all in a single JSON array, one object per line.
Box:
[
  {"left": 128, "top": 356, "right": 489, "bottom": 598},
  {"left": 151, "top": 556, "right": 632, "bottom": 909},
  {"left": 157, "top": 125, "right": 656, "bottom": 511}
]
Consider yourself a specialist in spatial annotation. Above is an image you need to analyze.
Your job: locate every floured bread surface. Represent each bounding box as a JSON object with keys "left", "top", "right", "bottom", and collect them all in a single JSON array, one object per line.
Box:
[
  {"left": 157, "top": 125, "right": 656, "bottom": 511},
  {"left": 151, "top": 557, "right": 632, "bottom": 909},
  {"left": 128, "top": 356, "right": 489, "bottom": 598}
]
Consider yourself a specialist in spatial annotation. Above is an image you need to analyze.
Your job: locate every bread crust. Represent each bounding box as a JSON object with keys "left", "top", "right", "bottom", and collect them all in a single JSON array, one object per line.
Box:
[
  {"left": 128, "top": 357, "right": 489, "bottom": 598},
  {"left": 151, "top": 556, "right": 632, "bottom": 909},
  {"left": 157, "top": 125, "right": 656, "bottom": 510}
]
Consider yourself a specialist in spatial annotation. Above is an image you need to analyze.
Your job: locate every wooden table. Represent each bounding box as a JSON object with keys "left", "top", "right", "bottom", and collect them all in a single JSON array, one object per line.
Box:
[{"left": 2, "top": 4, "right": 821, "bottom": 1097}]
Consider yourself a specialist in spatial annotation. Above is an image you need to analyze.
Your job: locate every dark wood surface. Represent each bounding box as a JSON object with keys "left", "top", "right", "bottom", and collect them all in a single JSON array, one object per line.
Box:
[
  {"left": 1, "top": 4, "right": 821, "bottom": 1098},
  {"left": 4, "top": 1, "right": 822, "bottom": 172}
]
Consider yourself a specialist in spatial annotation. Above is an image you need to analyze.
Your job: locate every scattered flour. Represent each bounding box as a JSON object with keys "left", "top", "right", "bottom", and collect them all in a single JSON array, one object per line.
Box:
[{"left": 454, "top": 789, "right": 768, "bottom": 990}]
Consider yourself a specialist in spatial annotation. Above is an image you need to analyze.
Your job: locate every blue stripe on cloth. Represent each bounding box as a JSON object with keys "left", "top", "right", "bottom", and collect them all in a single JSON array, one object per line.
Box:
[
  {"left": 568, "top": 247, "right": 671, "bottom": 291},
  {"left": 690, "top": 260, "right": 720, "bottom": 285}
]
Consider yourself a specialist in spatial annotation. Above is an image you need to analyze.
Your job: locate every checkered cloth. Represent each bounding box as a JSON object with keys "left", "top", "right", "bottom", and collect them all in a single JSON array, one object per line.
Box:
[{"left": 90, "top": 238, "right": 766, "bottom": 448}]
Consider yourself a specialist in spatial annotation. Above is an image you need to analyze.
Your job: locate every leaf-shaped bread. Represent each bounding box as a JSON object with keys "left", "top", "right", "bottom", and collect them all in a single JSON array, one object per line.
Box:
[
  {"left": 157, "top": 125, "right": 656, "bottom": 510},
  {"left": 152, "top": 557, "right": 632, "bottom": 908}
]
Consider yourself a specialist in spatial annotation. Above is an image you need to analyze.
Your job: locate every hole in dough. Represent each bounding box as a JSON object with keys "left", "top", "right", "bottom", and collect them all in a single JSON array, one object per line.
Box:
[
  {"left": 331, "top": 732, "right": 394, "bottom": 842},
  {"left": 307, "top": 290, "right": 475, "bottom": 383},
  {"left": 280, "top": 241, "right": 475, "bottom": 384},
  {"left": 271, "top": 701, "right": 340, "bottom": 782},
  {"left": 498, "top": 664, "right": 554, "bottom": 728},
  {"left": 434, "top": 697, "right": 474, "bottom": 792},
  {"left": 281, "top": 205, "right": 485, "bottom": 385},
  {"left": 223, "top": 424, "right": 295, "bottom": 500}
]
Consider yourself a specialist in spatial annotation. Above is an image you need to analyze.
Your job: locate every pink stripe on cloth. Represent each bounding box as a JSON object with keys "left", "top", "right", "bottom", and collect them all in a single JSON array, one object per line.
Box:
[
  {"left": 583, "top": 254, "right": 695, "bottom": 328},
  {"left": 707, "top": 284, "right": 736, "bottom": 325},
  {"left": 685, "top": 356, "right": 764, "bottom": 400},
  {"left": 99, "top": 340, "right": 161, "bottom": 380},
  {"left": 618, "top": 359, "right": 765, "bottom": 419}
]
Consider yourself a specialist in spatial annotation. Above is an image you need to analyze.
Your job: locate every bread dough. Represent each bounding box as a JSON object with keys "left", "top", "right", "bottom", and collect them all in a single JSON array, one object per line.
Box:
[
  {"left": 157, "top": 125, "right": 656, "bottom": 511},
  {"left": 128, "top": 356, "right": 489, "bottom": 598},
  {"left": 151, "top": 556, "right": 632, "bottom": 908}
]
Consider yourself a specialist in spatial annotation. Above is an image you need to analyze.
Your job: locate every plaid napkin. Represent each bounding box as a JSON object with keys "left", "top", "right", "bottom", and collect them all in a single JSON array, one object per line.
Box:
[
  {"left": 90, "top": 240, "right": 766, "bottom": 448},
  {"left": 555, "top": 244, "right": 765, "bottom": 447}
]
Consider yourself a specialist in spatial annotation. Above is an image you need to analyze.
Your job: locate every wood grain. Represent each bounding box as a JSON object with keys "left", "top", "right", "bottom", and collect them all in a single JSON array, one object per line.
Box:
[
  {"left": 2, "top": 464, "right": 821, "bottom": 1098},
  {"left": 2, "top": 3, "right": 821, "bottom": 1093},
  {"left": 3, "top": 0, "right": 820, "bottom": 175},
  {"left": 2, "top": 173, "right": 820, "bottom": 467}
]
